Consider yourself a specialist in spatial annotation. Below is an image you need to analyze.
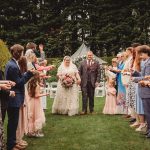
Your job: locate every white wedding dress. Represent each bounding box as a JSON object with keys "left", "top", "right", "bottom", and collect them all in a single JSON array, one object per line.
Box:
[{"left": 52, "top": 62, "right": 80, "bottom": 116}]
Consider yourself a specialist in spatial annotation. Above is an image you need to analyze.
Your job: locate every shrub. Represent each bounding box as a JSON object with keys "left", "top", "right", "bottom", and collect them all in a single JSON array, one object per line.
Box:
[
  {"left": 47, "top": 58, "right": 62, "bottom": 82},
  {"left": 0, "top": 40, "right": 11, "bottom": 72}
]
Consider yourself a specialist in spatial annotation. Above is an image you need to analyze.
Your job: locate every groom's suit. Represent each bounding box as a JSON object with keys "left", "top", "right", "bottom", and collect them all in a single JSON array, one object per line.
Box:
[{"left": 79, "top": 59, "right": 101, "bottom": 113}]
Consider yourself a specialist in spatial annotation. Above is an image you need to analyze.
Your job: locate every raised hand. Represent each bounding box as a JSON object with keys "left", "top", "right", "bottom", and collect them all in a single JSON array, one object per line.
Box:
[{"left": 39, "top": 44, "right": 44, "bottom": 52}]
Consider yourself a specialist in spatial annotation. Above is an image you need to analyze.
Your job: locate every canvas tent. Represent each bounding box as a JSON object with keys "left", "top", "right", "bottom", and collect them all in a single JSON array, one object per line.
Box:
[{"left": 71, "top": 43, "right": 107, "bottom": 64}]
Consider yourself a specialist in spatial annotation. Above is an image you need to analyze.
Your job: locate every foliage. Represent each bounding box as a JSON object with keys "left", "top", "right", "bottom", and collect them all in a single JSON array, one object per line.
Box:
[
  {"left": 1, "top": 1, "right": 150, "bottom": 57},
  {"left": 47, "top": 58, "right": 62, "bottom": 82},
  {"left": 0, "top": 39, "right": 11, "bottom": 71}
]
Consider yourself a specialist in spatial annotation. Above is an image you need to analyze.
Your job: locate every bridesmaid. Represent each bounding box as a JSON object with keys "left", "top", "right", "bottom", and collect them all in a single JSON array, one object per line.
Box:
[{"left": 103, "top": 79, "right": 117, "bottom": 115}]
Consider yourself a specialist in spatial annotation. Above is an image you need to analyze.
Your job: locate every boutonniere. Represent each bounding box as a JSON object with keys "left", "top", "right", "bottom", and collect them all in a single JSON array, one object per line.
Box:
[{"left": 91, "top": 61, "right": 95, "bottom": 65}]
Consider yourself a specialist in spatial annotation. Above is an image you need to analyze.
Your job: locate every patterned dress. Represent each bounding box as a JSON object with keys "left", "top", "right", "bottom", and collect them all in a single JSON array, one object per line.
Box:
[
  {"left": 126, "top": 81, "right": 136, "bottom": 110},
  {"left": 116, "top": 62, "right": 127, "bottom": 114},
  {"left": 0, "top": 103, "right": 5, "bottom": 150}
]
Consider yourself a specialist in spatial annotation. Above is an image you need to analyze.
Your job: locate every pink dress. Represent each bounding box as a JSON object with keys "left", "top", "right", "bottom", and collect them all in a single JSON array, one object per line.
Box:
[
  {"left": 103, "top": 86, "right": 117, "bottom": 114},
  {"left": 28, "top": 84, "right": 46, "bottom": 133},
  {"left": 16, "top": 88, "right": 28, "bottom": 143}
]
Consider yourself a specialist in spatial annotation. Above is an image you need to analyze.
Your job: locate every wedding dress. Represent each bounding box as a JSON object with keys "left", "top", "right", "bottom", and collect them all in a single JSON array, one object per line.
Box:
[{"left": 52, "top": 61, "right": 80, "bottom": 116}]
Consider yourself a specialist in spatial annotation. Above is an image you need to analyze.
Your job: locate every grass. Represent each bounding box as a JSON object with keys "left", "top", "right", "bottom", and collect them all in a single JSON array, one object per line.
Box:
[{"left": 5, "top": 97, "right": 150, "bottom": 150}]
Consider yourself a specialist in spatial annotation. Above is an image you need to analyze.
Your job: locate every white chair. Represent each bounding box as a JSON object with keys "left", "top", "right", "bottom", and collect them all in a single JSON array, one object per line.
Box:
[
  {"left": 45, "top": 82, "right": 51, "bottom": 94},
  {"left": 49, "top": 82, "right": 58, "bottom": 98},
  {"left": 95, "top": 82, "right": 105, "bottom": 97}
]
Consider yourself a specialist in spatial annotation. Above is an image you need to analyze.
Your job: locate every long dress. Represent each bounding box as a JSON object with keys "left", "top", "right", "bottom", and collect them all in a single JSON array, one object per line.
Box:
[
  {"left": 116, "top": 62, "right": 127, "bottom": 114},
  {"left": 16, "top": 62, "right": 34, "bottom": 141},
  {"left": 52, "top": 64, "right": 80, "bottom": 116},
  {"left": 135, "top": 61, "right": 145, "bottom": 115},
  {"left": 28, "top": 84, "right": 46, "bottom": 133},
  {"left": 103, "top": 84, "right": 117, "bottom": 114},
  {"left": 16, "top": 96, "right": 28, "bottom": 143}
]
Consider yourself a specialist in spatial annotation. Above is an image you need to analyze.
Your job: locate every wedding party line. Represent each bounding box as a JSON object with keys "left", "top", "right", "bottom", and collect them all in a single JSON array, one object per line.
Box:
[{"left": 0, "top": 42, "right": 150, "bottom": 150}]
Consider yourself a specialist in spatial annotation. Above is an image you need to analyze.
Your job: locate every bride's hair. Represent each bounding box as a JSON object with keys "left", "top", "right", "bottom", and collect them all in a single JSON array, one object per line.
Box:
[
  {"left": 27, "top": 72, "right": 41, "bottom": 98},
  {"left": 63, "top": 56, "right": 71, "bottom": 61}
]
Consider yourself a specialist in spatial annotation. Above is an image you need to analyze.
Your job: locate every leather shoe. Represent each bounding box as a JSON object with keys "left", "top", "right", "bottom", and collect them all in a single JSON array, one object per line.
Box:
[
  {"left": 80, "top": 111, "right": 87, "bottom": 115},
  {"left": 141, "top": 129, "right": 150, "bottom": 135},
  {"left": 89, "top": 112, "right": 97, "bottom": 115},
  {"left": 146, "top": 132, "right": 150, "bottom": 138}
]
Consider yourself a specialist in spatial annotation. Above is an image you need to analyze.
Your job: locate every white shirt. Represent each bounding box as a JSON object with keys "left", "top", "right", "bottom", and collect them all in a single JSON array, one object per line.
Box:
[{"left": 13, "top": 58, "right": 20, "bottom": 70}]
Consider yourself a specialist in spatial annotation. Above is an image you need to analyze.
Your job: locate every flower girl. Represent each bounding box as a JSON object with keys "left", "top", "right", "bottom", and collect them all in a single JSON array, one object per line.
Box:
[
  {"left": 27, "top": 72, "right": 49, "bottom": 137},
  {"left": 103, "top": 79, "right": 117, "bottom": 115}
]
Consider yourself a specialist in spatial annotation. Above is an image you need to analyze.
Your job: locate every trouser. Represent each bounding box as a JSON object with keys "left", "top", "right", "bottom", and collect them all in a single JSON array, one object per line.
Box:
[
  {"left": 82, "top": 81, "right": 95, "bottom": 112},
  {"left": 142, "top": 98, "right": 150, "bottom": 130},
  {"left": 1, "top": 108, "right": 7, "bottom": 123},
  {"left": 7, "top": 107, "right": 19, "bottom": 150}
]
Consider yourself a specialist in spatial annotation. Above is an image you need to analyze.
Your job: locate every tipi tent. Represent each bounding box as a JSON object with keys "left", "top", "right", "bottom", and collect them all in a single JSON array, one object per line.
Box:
[{"left": 71, "top": 43, "right": 107, "bottom": 64}]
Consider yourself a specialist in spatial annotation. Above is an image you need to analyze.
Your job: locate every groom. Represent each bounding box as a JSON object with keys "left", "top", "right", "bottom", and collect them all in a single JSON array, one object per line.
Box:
[{"left": 79, "top": 51, "right": 101, "bottom": 114}]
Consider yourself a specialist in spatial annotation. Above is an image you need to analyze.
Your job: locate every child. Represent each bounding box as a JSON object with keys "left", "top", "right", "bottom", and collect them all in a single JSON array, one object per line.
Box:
[
  {"left": 27, "top": 72, "right": 49, "bottom": 137},
  {"left": 103, "top": 79, "right": 117, "bottom": 115}
]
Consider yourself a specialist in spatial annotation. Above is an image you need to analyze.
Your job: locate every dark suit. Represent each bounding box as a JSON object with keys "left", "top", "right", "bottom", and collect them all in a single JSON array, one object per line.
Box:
[
  {"left": 5, "top": 59, "right": 33, "bottom": 150},
  {"left": 79, "top": 60, "right": 101, "bottom": 113},
  {"left": 0, "top": 89, "right": 10, "bottom": 122},
  {"left": 133, "top": 58, "right": 150, "bottom": 130},
  {"left": 0, "top": 70, "right": 10, "bottom": 122}
]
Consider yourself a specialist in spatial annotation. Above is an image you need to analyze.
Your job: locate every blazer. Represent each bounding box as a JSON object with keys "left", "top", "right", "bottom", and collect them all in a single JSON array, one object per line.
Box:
[
  {"left": 133, "top": 58, "right": 150, "bottom": 99},
  {"left": 79, "top": 60, "right": 101, "bottom": 88},
  {"left": 5, "top": 59, "right": 33, "bottom": 107}
]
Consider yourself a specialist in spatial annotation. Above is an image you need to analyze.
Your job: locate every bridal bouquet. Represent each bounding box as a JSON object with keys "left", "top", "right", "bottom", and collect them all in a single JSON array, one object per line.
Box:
[{"left": 61, "top": 74, "right": 75, "bottom": 88}]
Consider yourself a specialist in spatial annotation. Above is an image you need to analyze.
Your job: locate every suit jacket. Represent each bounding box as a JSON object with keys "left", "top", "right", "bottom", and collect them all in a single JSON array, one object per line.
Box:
[
  {"left": 79, "top": 60, "right": 101, "bottom": 88},
  {"left": 133, "top": 58, "right": 150, "bottom": 99},
  {"left": 5, "top": 59, "right": 33, "bottom": 107}
]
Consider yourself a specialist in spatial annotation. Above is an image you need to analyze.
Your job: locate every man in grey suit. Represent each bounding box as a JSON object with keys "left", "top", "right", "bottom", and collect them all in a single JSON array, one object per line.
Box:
[
  {"left": 132, "top": 45, "right": 150, "bottom": 138},
  {"left": 79, "top": 51, "right": 101, "bottom": 115}
]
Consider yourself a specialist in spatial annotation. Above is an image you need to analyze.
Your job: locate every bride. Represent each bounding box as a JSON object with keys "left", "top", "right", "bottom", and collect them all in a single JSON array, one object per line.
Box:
[{"left": 52, "top": 56, "right": 81, "bottom": 116}]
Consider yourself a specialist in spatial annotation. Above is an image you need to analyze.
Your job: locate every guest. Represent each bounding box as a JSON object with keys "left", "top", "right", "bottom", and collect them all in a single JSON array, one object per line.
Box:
[
  {"left": 111, "top": 53, "right": 126, "bottom": 114},
  {"left": 16, "top": 56, "right": 29, "bottom": 147},
  {"left": 103, "top": 79, "right": 117, "bottom": 115},
  {"left": 121, "top": 47, "right": 134, "bottom": 118},
  {"left": 5, "top": 44, "right": 33, "bottom": 150},
  {"left": 132, "top": 50, "right": 146, "bottom": 132},
  {"left": 132, "top": 45, "right": 150, "bottom": 138},
  {"left": 0, "top": 80, "right": 16, "bottom": 123},
  {"left": 26, "top": 42, "right": 47, "bottom": 65},
  {"left": 26, "top": 42, "right": 40, "bottom": 58},
  {"left": 126, "top": 43, "right": 141, "bottom": 127},
  {"left": 0, "top": 83, "right": 13, "bottom": 150},
  {"left": 27, "top": 72, "right": 48, "bottom": 137}
]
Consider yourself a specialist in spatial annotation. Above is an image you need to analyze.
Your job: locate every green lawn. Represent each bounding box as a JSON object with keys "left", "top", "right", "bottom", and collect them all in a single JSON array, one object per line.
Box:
[{"left": 8, "top": 97, "right": 150, "bottom": 150}]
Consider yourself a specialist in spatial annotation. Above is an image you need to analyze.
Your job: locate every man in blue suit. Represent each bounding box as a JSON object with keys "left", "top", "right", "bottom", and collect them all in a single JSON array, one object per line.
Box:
[
  {"left": 132, "top": 45, "right": 150, "bottom": 138},
  {"left": 5, "top": 44, "right": 33, "bottom": 150}
]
